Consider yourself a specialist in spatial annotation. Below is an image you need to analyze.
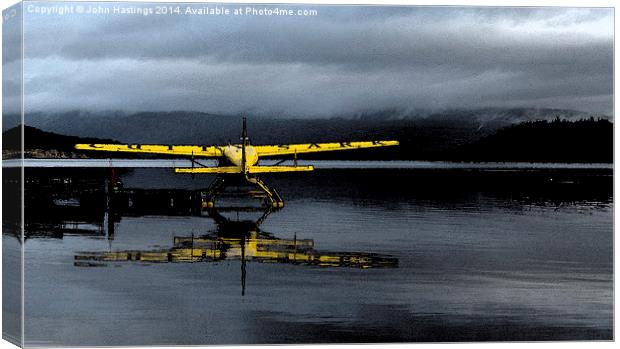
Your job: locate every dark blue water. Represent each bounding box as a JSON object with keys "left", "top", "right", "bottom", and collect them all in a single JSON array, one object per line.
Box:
[{"left": 11, "top": 168, "right": 613, "bottom": 345}]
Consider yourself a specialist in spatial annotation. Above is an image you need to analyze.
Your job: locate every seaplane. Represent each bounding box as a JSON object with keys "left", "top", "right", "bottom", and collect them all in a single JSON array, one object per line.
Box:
[{"left": 75, "top": 118, "right": 399, "bottom": 208}]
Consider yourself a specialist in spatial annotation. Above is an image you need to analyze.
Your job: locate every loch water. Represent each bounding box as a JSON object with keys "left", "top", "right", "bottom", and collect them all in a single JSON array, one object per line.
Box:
[{"left": 3, "top": 166, "right": 613, "bottom": 345}]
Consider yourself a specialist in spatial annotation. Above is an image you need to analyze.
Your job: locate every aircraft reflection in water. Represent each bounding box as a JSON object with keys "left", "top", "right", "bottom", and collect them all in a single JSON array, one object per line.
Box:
[
  {"left": 74, "top": 205, "right": 397, "bottom": 295},
  {"left": 74, "top": 206, "right": 398, "bottom": 269},
  {"left": 76, "top": 188, "right": 397, "bottom": 295},
  {"left": 19, "top": 171, "right": 397, "bottom": 295}
]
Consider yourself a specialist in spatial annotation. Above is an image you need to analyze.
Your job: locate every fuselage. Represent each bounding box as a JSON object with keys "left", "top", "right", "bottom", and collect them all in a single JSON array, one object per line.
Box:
[{"left": 222, "top": 145, "right": 258, "bottom": 169}]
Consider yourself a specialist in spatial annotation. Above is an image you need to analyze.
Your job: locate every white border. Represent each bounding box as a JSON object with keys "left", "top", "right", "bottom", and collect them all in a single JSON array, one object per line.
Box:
[{"left": 0, "top": 1, "right": 616, "bottom": 349}]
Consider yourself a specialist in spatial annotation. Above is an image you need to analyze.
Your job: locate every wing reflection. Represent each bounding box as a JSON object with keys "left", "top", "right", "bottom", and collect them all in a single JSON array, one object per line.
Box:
[
  {"left": 75, "top": 205, "right": 398, "bottom": 296},
  {"left": 75, "top": 213, "right": 398, "bottom": 269},
  {"left": 18, "top": 171, "right": 399, "bottom": 295}
]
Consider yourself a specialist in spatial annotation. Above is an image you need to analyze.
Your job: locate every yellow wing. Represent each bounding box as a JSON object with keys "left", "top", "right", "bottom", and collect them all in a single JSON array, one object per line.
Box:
[
  {"left": 254, "top": 140, "right": 399, "bottom": 157},
  {"left": 74, "top": 143, "right": 224, "bottom": 157}
]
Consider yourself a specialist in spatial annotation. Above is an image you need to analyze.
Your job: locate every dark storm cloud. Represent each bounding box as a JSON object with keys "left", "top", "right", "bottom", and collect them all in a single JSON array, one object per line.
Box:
[{"left": 18, "top": 3, "right": 613, "bottom": 116}]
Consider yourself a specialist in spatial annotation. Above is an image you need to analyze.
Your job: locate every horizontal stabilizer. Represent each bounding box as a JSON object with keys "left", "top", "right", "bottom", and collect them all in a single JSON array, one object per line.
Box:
[
  {"left": 175, "top": 167, "right": 240, "bottom": 174},
  {"left": 248, "top": 165, "right": 314, "bottom": 173},
  {"left": 174, "top": 166, "right": 314, "bottom": 174}
]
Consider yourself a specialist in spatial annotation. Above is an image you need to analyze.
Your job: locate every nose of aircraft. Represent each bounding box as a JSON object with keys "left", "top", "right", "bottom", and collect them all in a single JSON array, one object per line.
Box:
[{"left": 223, "top": 145, "right": 258, "bottom": 167}]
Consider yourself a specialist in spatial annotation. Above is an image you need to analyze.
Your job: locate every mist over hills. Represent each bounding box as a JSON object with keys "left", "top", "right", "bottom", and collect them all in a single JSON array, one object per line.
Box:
[{"left": 4, "top": 107, "right": 608, "bottom": 145}]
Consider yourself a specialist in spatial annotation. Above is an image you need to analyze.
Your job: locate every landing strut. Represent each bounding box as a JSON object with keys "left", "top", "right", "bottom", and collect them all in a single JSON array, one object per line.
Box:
[{"left": 200, "top": 174, "right": 284, "bottom": 210}]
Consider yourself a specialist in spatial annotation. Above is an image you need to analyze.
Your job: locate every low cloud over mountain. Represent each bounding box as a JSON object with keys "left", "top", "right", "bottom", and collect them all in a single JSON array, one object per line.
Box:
[{"left": 5, "top": 5, "right": 613, "bottom": 117}]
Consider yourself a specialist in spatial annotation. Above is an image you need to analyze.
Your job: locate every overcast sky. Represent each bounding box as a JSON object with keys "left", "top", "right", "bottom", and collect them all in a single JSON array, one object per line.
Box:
[{"left": 7, "top": 2, "right": 614, "bottom": 116}]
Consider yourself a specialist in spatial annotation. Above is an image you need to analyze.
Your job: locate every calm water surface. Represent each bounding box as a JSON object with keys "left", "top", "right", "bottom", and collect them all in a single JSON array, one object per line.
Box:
[{"left": 9, "top": 168, "right": 613, "bottom": 345}]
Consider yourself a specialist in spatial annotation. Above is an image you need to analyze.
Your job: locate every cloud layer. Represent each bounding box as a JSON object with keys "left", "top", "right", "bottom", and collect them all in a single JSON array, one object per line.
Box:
[{"left": 14, "top": 3, "right": 614, "bottom": 116}]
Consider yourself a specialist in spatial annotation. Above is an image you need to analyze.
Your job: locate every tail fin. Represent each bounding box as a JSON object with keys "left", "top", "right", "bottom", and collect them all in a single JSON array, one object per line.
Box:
[{"left": 241, "top": 117, "right": 247, "bottom": 173}]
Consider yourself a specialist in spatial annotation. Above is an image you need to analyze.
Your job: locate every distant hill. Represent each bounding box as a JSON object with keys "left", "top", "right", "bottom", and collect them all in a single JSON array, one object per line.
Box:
[
  {"left": 7, "top": 110, "right": 492, "bottom": 158},
  {"left": 5, "top": 107, "right": 608, "bottom": 141},
  {"left": 2, "top": 125, "right": 119, "bottom": 159},
  {"left": 457, "top": 118, "right": 613, "bottom": 163}
]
